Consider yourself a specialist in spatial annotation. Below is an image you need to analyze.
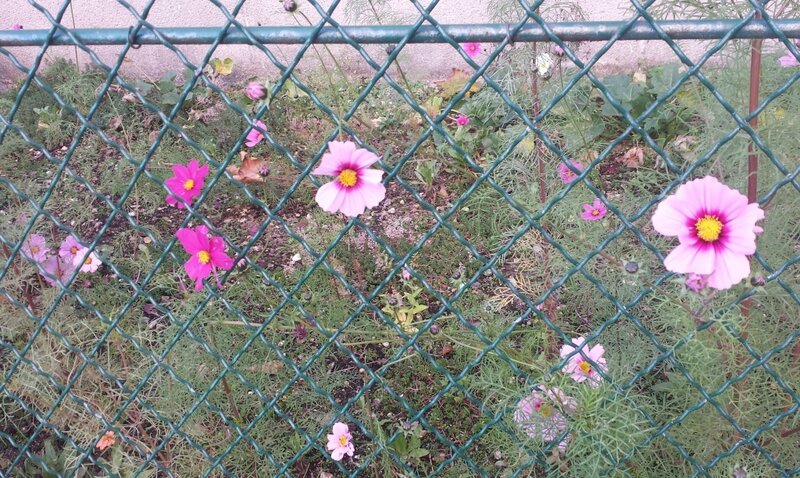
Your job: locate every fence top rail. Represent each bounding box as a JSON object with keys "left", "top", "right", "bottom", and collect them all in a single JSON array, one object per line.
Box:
[{"left": 2, "top": 19, "right": 800, "bottom": 46}]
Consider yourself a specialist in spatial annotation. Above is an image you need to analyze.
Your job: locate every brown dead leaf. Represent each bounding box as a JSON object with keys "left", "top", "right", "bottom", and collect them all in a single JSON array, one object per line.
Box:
[
  {"left": 438, "top": 68, "right": 483, "bottom": 99},
  {"left": 621, "top": 146, "right": 644, "bottom": 168},
  {"left": 246, "top": 361, "right": 283, "bottom": 374},
  {"left": 227, "top": 151, "right": 269, "bottom": 183}
]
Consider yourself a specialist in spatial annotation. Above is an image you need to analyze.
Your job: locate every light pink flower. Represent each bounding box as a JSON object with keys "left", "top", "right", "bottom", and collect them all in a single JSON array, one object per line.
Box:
[
  {"left": 73, "top": 247, "right": 102, "bottom": 273},
  {"left": 557, "top": 160, "right": 583, "bottom": 184},
  {"left": 461, "top": 42, "right": 482, "bottom": 59},
  {"left": 59, "top": 235, "right": 83, "bottom": 264},
  {"left": 514, "top": 386, "right": 576, "bottom": 452},
  {"left": 401, "top": 266, "right": 411, "bottom": 281},
  {"left": 326, "top": 422, "right": 354, "bottom": 461},
  {"left": 684, "top": 273, "right": 707, "bottom": 293},
  {"left": 245, "top": 81, "right": 267, "bottom": 101},
  {"left": 21, "top": 234, "right": 49, "bottom": 263},
  {"left": 165, "top": 159, "right": 209, "bottom": 209},
  {"left": 778, "top": 55, "right": 800, "bottom": 67},
  {"left": 455, "top": 114, "right": 470, "bottom": 127},
  {"left": 560, "top": 336, "right": 607, "bottom": 387},
  {"left": 311, "top": 141, "right": 386, "bottom": 217},
  {"left": 12, "top": 23, "right": 23, "bottom": 31},
  {"left": 176, "top": 225, "right": 234, "bottom": 292},
  {"left": 581, "top": 198, "right": 607, "bottom": 221},
  {"left": 651, "top": 176, "right": 764, "bottom": 290},
  {"left": 245, "top": 120, "right": 267, "bottom": 148},
  {"left": 41, "top": 255, "right": 76, "bottom": 287}
]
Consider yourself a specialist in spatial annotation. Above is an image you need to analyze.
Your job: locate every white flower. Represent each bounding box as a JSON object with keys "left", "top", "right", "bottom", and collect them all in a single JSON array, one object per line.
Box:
[{"left": 536, "top": 53, "right": 554, "bottom": 77}]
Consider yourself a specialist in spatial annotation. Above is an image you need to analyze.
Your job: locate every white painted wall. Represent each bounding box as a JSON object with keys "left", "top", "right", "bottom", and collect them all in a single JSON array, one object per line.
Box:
[{"left": 1, "top": 0, "right": 709, "bottom": 87}]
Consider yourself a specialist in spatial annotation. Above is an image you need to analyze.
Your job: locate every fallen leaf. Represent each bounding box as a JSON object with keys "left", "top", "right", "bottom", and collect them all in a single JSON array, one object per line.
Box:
[
  {"left": 227, "top": 152, "right": 269, "bottom": 183},
  {"left": 438, "top": 68, "right": 483, "bottom": 99},
  {"left": 246, "top": 361, "right": 284, "bottom": 374},
  {"left": 621, "top": 146, "right": 644, "bottom": 168},
  {"left": 209, "top": 57, "right": 234, "bottom": 76}
]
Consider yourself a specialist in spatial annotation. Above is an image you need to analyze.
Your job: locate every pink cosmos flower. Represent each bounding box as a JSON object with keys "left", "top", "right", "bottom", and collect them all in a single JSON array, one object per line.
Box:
[
  {"left": 560, "top": 336, "right": 607, "bottom": 387},
  {"left": 651, "top": 176, "right": 765, "bottom": 290},
  {"left": 176, "top": 225, "right": 234, "bottom": 292},
  {"left": 557, "top": 160, "right": 583, "bottom": 184},
  {"left": 245, "top": 120, "right": 267, "bottom": 148},
  {"left": 21, "top": 234, "right": 49, "bottom": 263},
  {"left": 41, "top": 255, "right": 76, "bottom": 287},
  {"left": 311, "top": 141, "right": 386, "bottom": 217},
  {"left": 684, "top": 273, "right": 707, "bottom": 293},
  {"left": 165, "top": 159, "right": 209, "bottom": 209},
  {"left": 778, "top": 55, "right": 800, "bottom": 68},
  {"left": 581, "top": 198, "right": 607, "bottom": 221},
  {"left": 246, "top": 81, "right": 267, "bottom": 100},
  {"left": 326, "top": 422, "right": 354, "bottom": 461},
  {"left": 73, "top": 246, "right": 102, "bottom": 273},
  {"left": 514, "top": 386, "right": 576, "bottom": 452},
  {"left": 456, "top": 114, "right": 470, "bottom": 127},
  {"left": 12, "top": 23, "right": 23, "bottom": 31},
  {"left": 59, "top": 235, "right": 83, "bottom": 264},
  {"left": 461, "top": 42, "right": 482, "bottom": 59}
]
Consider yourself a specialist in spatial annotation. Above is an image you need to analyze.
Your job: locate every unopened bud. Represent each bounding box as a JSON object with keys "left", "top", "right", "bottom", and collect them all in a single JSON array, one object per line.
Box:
[
  {"left": 624, "top": 261, "right": 639, "bottom": 274},
  {"left": 283, "top": 0, "right": 297, "bottom": 12}
]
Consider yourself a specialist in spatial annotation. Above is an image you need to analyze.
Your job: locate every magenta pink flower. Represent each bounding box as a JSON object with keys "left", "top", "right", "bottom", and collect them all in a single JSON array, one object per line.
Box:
[
  {"left": 581, "top": 198, "right": 607, "bottom": 221},
  {"left": 59, "top": 235, "right": 83, "bottom": 264},
  {"left": 165, "top": 159, "right": 209, "bottom": 209},
  {"left": 176, "top": 225, "right": 234, "bottom": 291},
  {"left": 326, "top": 422, "right": 354, "bottom": 461},
  {"left": 514, "top": 386, "right": 576, "bottom": 452},
  {"left": 557, "top": 160, "right": 583, "bottom": 184},
  {"left": 311, "top": 141, "right": 386, "bottom": 217},
  {"left": 245, "top": 81, "right": 267, "bottom": 101},
  {"left": 560, "top": 337, "right": 607, "bottom": 387},
  {"left": 461, "top": 42, "right": 482, "bottom": 59},
  {"left": 684, "top": 273, "right": 707, "bottom": 293},
  {"left": 41, "top": 255, "right": 76, "bottom": 287},
  {"left": 12, "top": 23, "right": 23, "bottom": 31},
  {"left": 22, "top": 234, "right": 49, "bottom": 263},
  {"left": 455, "top": 114, "right": 470, "bottom": 127},
  {"left": 553, "top": 44, "right": 565, "bottom": 57},
  {"left": 651, "top": 176, "right": 764, "bottom": 290},
  {"left": 73, "top": 246, "right": 102, "bottom": 273},
  {"left": 245, "top": 120, "right": 267, "bottom": 148}
]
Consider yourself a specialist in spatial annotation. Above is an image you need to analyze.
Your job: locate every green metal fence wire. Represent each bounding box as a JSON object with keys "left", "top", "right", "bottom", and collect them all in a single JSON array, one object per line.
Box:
[{"left": 0, "top": 0, "right": 799, "bottom": 476}]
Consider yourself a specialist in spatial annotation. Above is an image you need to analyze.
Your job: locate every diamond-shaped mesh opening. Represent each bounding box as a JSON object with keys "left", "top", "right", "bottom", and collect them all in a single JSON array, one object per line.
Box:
[{"left": 2, "top": 0, "right": 800, "bottom": 475}]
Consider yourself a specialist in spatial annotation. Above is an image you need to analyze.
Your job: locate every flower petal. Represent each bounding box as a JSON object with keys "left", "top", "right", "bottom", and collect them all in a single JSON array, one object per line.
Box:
[
  {"left": 184, "top": 255, "right": 211, "bottom": 281},
  {"left": 315, "top": 181, "right": 347, "bottom": 214},
  {"left": 176, "top": 228, "right": 202, "bottom": 253},
  {"left": 706, "top": 249, "right": 750, "bottom": 290},
  {"left": 355, "top": 181, "right": 386, "bottom": 210},
  {"left": 351, "top": 148, "right": 380, "bottom": 169},
  {"left": 663, "top": 242, "right": 715, "bottom": 275},
  {"left": 359, "top": 167, "right": 384, "bottom": 184}
]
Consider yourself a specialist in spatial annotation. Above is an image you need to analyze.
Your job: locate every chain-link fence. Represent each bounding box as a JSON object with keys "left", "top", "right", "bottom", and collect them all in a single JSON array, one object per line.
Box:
[{"left": 1, "top": 0, "right": 800, "bottom": 476}]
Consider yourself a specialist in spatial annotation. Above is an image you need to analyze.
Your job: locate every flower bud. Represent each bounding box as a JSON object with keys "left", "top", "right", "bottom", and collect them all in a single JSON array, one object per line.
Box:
[{"left": 283, "top": 0, "right": 297, "bottom": 12}]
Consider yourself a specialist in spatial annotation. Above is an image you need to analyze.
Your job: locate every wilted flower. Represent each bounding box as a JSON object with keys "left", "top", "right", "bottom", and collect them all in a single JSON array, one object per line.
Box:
[
  {"left": 326, "top": 422, "right": 354, "bottom": 461},
  {"left": 557, "top": 160, "right": 583, "bottom": 184},
  {"left": 41, "top": 255, "right": 76, "bottom": 287},
  {"left": 73, "top": 247, "right": 102, "bottom": 273},
  {"left": 96, "top": 431, "right": 116, "bottom": 451},
  {"left": 461, "top": 42, "right": 481, "bottom": 59},
  {"left": 311, "top": 141, "right": 386, "bottom": 217},
  {"left": 651, "top": 176, "right": 764, "bottom": 290},
  {"left": 21, "top": 234, "right": 49, "bottom": 263},
  {"left": 536, "top": 52, "right": 554, "bottom": 76},
  {"left": 176, "top": 225, "right": 234, "bottom": 291},
  {"left": 165, "top": 159, "right": 209, "bottom": 209},
  {"left": 245, "top": 120, "right": 267, "bottom": 147},
  {"left": 245, "top": 81, "right": 267, "bottom": 101},
  {"left": 581, "top": 198, "right": 607, "bottom": 221},
  {"left": 553, "top": 44, "right": 565, "bottom": 57},
  {"left": 514, "top": 386, "right": 576, "bottom": 452},
  {"left": 684, "top": 273, "right": 707, "bottom": 292},
  {"left": 455, "top": 114, "right": 470, "bottom": 127},
  {"left": 560, "top": 336, "right": 607, "bottom": 387}
]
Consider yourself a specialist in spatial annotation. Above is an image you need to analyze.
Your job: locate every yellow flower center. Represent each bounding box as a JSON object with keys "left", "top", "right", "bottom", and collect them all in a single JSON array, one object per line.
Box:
[
  {"left": 198, "top": 251, "right": 211, "bottom": 264},
  {"left": 338, "top": 169, "right": 358, "bottom": 188},
  {"left": 539, "top": 403, "right": 555, "bottom": 418},
  {"left": 70, "top": 246, "right": 78, "bottom": 254},
  {"left": 579, "top": 360, "right": 592, "bottom": 374},
  {"left": 591, "top": 209, "right": 600, "bottom": 216},
  {"left": 695, "top": 215, "right": 723, "bottom": 242},
  {"left": 338, "top": 435, "right": 348, "bottom": 446},
  {"left": 184, "top": 179, "right": 195, "bottom": 191},
  {"left": 31, "top": 246, "right": 39, "bottom": 253},
  {"left": 84, "top": 257, "right": 93, "bottom": 265}
]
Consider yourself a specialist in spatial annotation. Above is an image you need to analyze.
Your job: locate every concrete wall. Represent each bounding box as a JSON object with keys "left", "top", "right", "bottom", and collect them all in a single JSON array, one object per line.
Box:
[{"left": 1, "top": 0, "right": 710, "bottom": 87}]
